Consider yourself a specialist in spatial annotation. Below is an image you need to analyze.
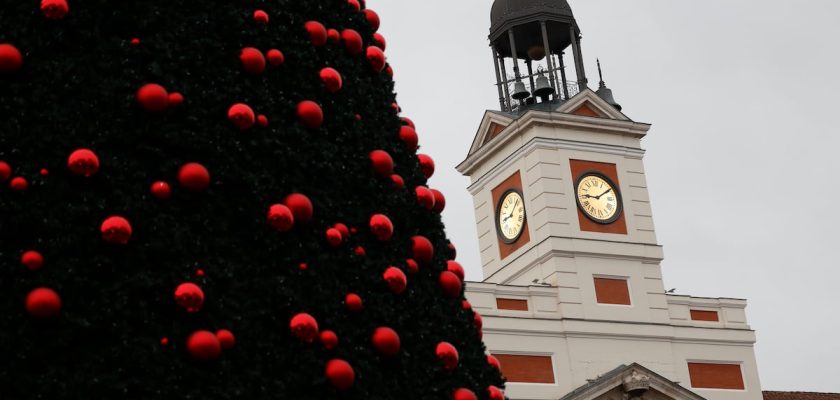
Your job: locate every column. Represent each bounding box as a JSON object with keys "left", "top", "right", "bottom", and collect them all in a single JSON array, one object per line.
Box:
[{"left": 491, "top": 47, "right": 506, "bottom": 111}]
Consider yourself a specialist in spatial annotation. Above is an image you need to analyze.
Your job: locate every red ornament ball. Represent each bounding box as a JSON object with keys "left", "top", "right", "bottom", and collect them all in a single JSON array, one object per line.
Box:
[
  {"left": 487, "top": 386, "right": 505, "bottom": 400},
  {"left": 415, "top": 186, "right": 436, "bottom": 210},
  {"left": 187, "top": 330, "right": 222, "bottom": 361},
  {"left": 386, "top": 65, "right": 394, "bottom": 78},
  {"left": 320, "top": 330, "right": 338, "bottom": 350},
  {"left": 40, "top": 0, "right": 69, "bottom": 19},
  {"left": 399, "top": 125, "right": 419, "bottom": 151},
  {"left": 319, "top": 67, "right": 343, "bottom": 93},
  {"left": 325, "top": 359, "right": 355, "bottom": 390},
  {"left": 341, "top": 29, "right": 363, "bottom": 56},
  {"left": 136, "top": 83, "right": 169, "bottom": 112},
  {"left": 160, "top": 337, "right": 169, "bottom": 346},
  {"left": 364, "top": 9, "right": 381, "bottom": 32},
  {"left": 369, "top": 214, "right": 394, "bottom": 241},
  {"left": 67, "top": 148, "right": 100, "bottom": 177},
  {"left": 411, "top": 235, "right": 434, "bottom": 264},
  {"left": 174, "top": 282, "right": 204, "bottom": 313},
  {"left": 436, "top": 342, "right": 459, "bottom": 371},
  {"left": 371, "top": 327, "right": 400, "bottom": 357},
  {"left": 401, "top": 116, "right": 416, "bottom": 129},
  {"left": 39, "top": 168, "right": 48, "bottom": 176},
  {"left": 178, "top": 162, "right": 210, "bottom": 192},
  {"left": 447, "top": 260, "right": 465, "bottom": 282},
  {"left": 167, "top": 92, "right": 184, "bottom": 106},
  {"left": 228, "top": 103, "right": 256, "bottom": 129},
  {"left": 366, "top": 46, "right": 386, "bottom": 72},
  {"left": 239, "top": 47, "right": 266, "bottom": 75},
  {"left": 369, "top": 150, "right": 394, "bottom": 177},
  {"left": 0, "top": 161, "right": 10, "bottom": 182},
  {"left": 373, "top": 33, "right": 387, "bottom": 51},
  {"left": 345, "top": 293, "right": 363, "bottom": 312},
  {"left": 296, "top": 100, "right": 324, "bottom": 129},
  {"left": 326, "top": 228, "right": 343, "bottom": 247},
  {"left": 216, "top": 329, "right": 236, "bottom": 350},
  {"left": 390, "top": 174, "right": 405, "bottom": 190},
  {"left": 9, "top": 177, "right": 28, "bottom": 192},
  {"left": 253, "top": 9, "right": 269, "bottom": 24},
  {"left": 347, "top": 0, "right": 361, "bottom": 11},
  {"left": 284, "top": 193, "right": 314, "bottom": 224},
  {"left": 383, "top": 267, "right": 407, "bottom": 295},
  {"left": 0, "top": 44, "right": 23, "bottom": 73},
  {"left": 101, "top": 216, "right": 132, "bottom": 245},
  {"left": 448, "top": 242, "right": 458, "bottom": 259},
  {"left": 257, "top": 114, "right": 268, "bottom": 127},
  {"left": 266, "top": 49, "right": 284, "bottom": 66},
  {"left": 290, "top": 313, "right": 319, "bottom": 343},
  {"left": 25, "top": 287, "right": 61, "bottom": 318},
  {"left": 474, "top": 312, "right": 484, "bottom": 331},
  {"left": 462, "top": 300, "right": 472, "bottom": 310},
  {"left": 439, "top": 271, "right": 462, "bottom": 299},
  {"left": 304, "top": 21, "right": 328, "bottom": 47},
  {"left": 21, "top": 250, "right": 45, "bottom": 271},
  {"left": 406, "top": 258, "right": 419, "bottom": 274},
  {"left": 130, "top": 38, "right": 141, "bottom": 46},
  {"left": 487, "top": 354, "right": 501, "bottom": 371},
  {"left": 268, "top": 204, "right": 294, "bottom": 232},
  {"left": 354, "top": 246, "right": 366, "bottom": 257},
  {"left": 150, "top": 181, "right": 171, "bottom": 200},
  {"left": 453, "top": 388, "right": 477, "bottom": 400},
  {"left": 333, "top": 223, "right": 350, "bottom": 239},
  {"left": 418, "top": 154, "right": 435, "bottom": 178},
  {"left": 431, "top": 189, "right": 446, "bottom": 213},
  {"left": 327, "top": 29, "right": 340, "bottom": 44}
]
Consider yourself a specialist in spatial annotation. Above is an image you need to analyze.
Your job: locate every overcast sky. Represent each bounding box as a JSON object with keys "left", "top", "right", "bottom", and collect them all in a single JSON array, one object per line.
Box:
[{"left": 370, "top": 0, "right": 840, "bottom": 393}]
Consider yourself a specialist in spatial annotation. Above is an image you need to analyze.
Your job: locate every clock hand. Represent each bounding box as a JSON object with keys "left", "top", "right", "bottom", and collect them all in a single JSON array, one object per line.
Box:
[{"left": 594, "top": 188, "right": 612, "bottom": 199}]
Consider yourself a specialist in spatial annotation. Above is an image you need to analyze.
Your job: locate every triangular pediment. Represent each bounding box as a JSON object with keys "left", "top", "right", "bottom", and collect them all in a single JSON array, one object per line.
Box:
[
  {"left": 557, "top": 89, "right": 631, "bottom": 121},
  {"left": 560, "top": 363, "right": 706, "bottom": 400},
  {"left": 465, "top": 110, "right": 515, "bottom": 158}
]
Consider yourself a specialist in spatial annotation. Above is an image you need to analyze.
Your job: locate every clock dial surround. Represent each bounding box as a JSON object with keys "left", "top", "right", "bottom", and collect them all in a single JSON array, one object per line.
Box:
[
  {"left": 575, "top": 172, "right": 623, "bottom": 225},
  {"left": 496, "top": 189, "right": 527, "bottom": 244}
]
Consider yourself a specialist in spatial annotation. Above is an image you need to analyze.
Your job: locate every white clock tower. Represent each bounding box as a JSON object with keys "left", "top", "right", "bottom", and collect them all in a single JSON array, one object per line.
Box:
[{"left": 458, "top": 2, "right": 763, "bottom": 400}]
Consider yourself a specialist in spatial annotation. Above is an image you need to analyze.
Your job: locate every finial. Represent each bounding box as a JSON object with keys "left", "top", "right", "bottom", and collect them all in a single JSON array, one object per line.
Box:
[{"left": 597, "top": 58, "right": 606, "bottom": 89}]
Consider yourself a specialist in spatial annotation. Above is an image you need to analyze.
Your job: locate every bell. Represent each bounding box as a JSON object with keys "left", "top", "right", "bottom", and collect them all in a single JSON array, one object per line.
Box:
[
  {"left": 511, "top": 81, "right": 530, "bottom": 100},
  {"left": 533, "top": 74, "right": 554, "bottom": 98}
]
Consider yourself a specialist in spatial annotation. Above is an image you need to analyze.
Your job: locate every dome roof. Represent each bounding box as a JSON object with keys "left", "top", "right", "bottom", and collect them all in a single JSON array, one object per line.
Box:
[{"left": 490, "top": 0, "right": 575, "bottom": 39}]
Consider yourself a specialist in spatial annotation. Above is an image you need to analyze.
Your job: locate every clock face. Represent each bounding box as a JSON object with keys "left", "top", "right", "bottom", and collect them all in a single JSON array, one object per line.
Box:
[
  {"left": 497, "top": 190, "right": 526, "bottom": 243},
  {"left": 575, "top": 173, "right": 622, "bottom": 224}
]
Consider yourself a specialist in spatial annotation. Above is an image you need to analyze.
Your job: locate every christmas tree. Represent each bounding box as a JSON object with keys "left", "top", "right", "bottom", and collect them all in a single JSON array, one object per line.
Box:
[{"left": 0, "top": 0, "right": 504, "bottom": 398}]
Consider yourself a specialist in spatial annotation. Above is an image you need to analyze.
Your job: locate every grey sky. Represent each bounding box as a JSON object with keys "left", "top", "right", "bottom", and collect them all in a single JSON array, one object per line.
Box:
[{"left": 370, "top": 0, "right": 840, "bottom": 393}]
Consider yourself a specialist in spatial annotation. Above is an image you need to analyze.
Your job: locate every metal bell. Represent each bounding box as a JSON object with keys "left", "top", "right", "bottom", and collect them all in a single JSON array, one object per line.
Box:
[
  {"left": 511, "top": 81, "right": 530, "bottom": 100},
  {"left": 533, "top": 73, "right": 554, "bottom": 98}
]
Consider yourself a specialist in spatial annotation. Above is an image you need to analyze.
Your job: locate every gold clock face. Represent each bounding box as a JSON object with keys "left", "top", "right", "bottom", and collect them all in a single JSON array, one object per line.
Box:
[
  {"left": 576, "top": 173, "right": 621, "bottom": 224},
  {"left": 497, "top": 190, "right": 526, "bottom": 243}
]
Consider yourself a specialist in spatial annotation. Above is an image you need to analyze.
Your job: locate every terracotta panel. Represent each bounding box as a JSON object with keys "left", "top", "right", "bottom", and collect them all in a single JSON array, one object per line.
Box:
[
  {"left": 569, "top": 160, "right": 628, "bottom": 234},
  {"left": 690, "top": 310, "right": 720, "bottom": 322},
  {"left": 572, "top": 102, "right": 603, "bottom": 118},
  {"left": 491, "top": 171, "right": 530, "bottom": 259},
  {"left": 688, "top": 363, "right": 745, "bottom": 390},
  {"left": 492, "top": 354, "right": 555, "bottom": 384},
  {"left": 496, "top": 298, "right": 529, "bottom": 311},
  {"left": 594, "top": 277, "right": 631, "bottom": 305},
  {"left": 484, "top": 122, "right": 507, "bottom": 144}
]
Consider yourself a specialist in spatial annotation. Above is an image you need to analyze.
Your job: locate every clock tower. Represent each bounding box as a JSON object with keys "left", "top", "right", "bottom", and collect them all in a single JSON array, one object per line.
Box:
[{"left": 458, "top": 2, "right": 764, "bottom": 400}]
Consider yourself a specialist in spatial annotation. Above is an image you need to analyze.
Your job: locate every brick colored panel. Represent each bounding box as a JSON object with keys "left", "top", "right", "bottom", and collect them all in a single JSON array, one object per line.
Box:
[
  {"left": 594, "top": 277, "right": 631, "bottom": 305},
  {"left": 688, "top": 363, "right": 745, "bottom": 390},
  {"left": 569, "top": 160, "right": 627, "bottom": 234},
  {"left": 492, "top": 354, "right": 555, "bottom": 384},
  {"left": 690, "top": 310, "right": 720, "bottom": 322},
  {"left": 491, "top": 171, "right": 530, "bottom": 259},
  {"left": 484, "top": 122, "right": 507, "bottom": 144},
  {"left": 496, "top": 298, "right": 528, "bottom": 311},
  {"left": 572, "top": 102, "right": 602, "bottom": 118}
]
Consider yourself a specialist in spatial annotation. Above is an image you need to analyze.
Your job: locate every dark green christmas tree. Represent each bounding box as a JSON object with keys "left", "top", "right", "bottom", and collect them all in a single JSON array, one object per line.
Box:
[{"left": 0, "top": 0, "right": 505, "bottom": 398}]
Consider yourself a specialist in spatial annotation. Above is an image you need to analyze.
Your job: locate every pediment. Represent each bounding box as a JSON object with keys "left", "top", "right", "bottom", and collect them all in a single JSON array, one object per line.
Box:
[
  {"left": 465, "top": 110, "right": 515, "bottom": 158},
  {"left": 560, "top": 363, "right": 706, "bottom": 400},
  {"left": 556, "top": 89, "right": 632, "bottom": 121}
]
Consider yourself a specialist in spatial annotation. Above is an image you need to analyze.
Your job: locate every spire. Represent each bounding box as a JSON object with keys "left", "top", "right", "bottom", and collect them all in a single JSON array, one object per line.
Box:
[
  {"left": 594, "top": 58, "right": 623, "bottom": 111},
  {"left": 597, "top": 58, "right": 606, "bottom": 89}
]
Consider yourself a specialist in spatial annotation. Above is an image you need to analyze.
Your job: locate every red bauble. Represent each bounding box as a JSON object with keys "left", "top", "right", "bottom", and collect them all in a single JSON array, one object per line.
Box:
[
  {"left": 228, "top": 103, "right": 256, "bottom": 129},
  {"left": 354, "top": 246, "right": 366, "bottom": 256},
  {"left": 326, "top": 228, "right": 343, "bottom": 247},
  {"left": 406, "top": 258, "right": 419, "bottom": 274},
  {"left": 9, "top": 177, "right": 28, "bottom": 192},
  {"left": 67, "top": 148, "right": 100, "bottom": 177},
  {"left": 136, "top": 83, "right": 169, "bottom": 112},
  {"left": 366, "top": 46, "right": 386, "bottom": 72},
  {"left": 327, "top": 29, "right": 340, "bottom": 44},
  {"left": 439, "top": 271, "right": 462, "bottom": 298},
  {"left": 333, "top": 223, "right": 350, "bottom": 239},
  {"left": 462, "top": 300, "right": 472, "bottom": 310},
  {"left": 390, "top": 174, "right": 405, "bottom": 190},
  {"left": 266, "top": 49, "right": 285, "bottom": 66},
  {"left": 474, "top": 312, "right": 483, "bottom": 331},
  {"left": 101, "top": 216, "right": 132, "bottom": 245},
  {"left": 401, "top": 116, "right": 416, "bottom": 129},
  {"left": 487, "top": 354, "right": 502, "bottom": 371},
  {"left": 319, "top": 67, "right": 343, "bottom": 93},
  {"left": 369, "top": 150, "right": 394, "bottom": 177},
  {"left": 341, "top": 29, "right": 363, "bottom": 56},
  {"left": 268, "top": 204, "right": 295, "bottom": 232},
  {"left": 364, "top": 9, "right": 381, "bottom": 32},
  {"left": 178, "top": 162, "right": 210, "bottom": 192},
  {"left": 150, "top": 181, "right": 172, "bottom": 200},
  {"left": 391, "top": 102, "right": 401, "bottom": 113},
  {"left": 21, "top": 250, "right": 44, "bottom": 271},
  {"left": 296, "top": 100, "right": 324, "bottom": 129},
  {"left": 0, "top": 44, "right": 23, "bottom": 73},
  {"left": 290, "top": 313, "right": 319, "bottom": 343},
  {"left": 383, "top": 267, "right": 407, "bottom": 294},
  {"left": 431, "top": 189, "right": 446, "bottom": 213},
  {"left": 240, "top": 47, "right": 266, "bottom": 75},
  {"left": 320, "top": 330, "right": 338, "bottom": 350},
  {"left": 347, "top": 0, "right": 360, "bottom": 11},
  {"left": 369, "top": 214, "right": 394, "bottom": 241},
  {"left": 447, "top": 260, "right": 465, "bottom": 282},
  {"left": 448, "top": 242, "right": 458, "bottom": 259},
  {"left": 284, "top": 193, "right": 314, "bottom": 224},
  {"left": 0, "top": 161, "right": 11, "bottom": 182},
  {"left": 325, "top": 359, "right": 355, "bottom": 390},
  {"left": 453, "top": 389, "right": 477, "bottom": 400},
  {"left": 418, "top": 154, "right": 435, "bottom": 178},
  {"left": 174, "top": 282, "right": 204, "bottom": 313},
  {"left": 130, "top": 38, "right": 141, "bottom": 46},
  {"left": 253, "top": 9, "right": 269, "bottom": 24},
  {"left": 415, "top": 186, "right": 436, "bottom": 210},
  {"left": 436, "top": 342, "right": 459, "bottom": 371},
  {"left": 386, "top": 65, "right": 394, "bottom": 78},
  {"left": 187, "top": 330, "right": 222, "bottom": 361},
  {"left": 411, "top": 235, "right": 434, "bottom": 264},
  {"left": 345, "top": 293, "right": 363, "bottom": 312},
  {"left": 487, "top": 386, "right": 505, "bottom": 400},
  {"left": 25, "top": 287, "right": 61, "bottom": 318},
  {"left": 371, "top": 327, "right": 400, "bottom": 357},
  {"left": 257, "top": 114, "right": 268, "bottom": 127},
  {"left": 40, "top": 0, "right": 69, "bottom": 19},
  {"left": 304, "top": 21, "right": 328, "bottom": 47},
  {"left": 399, "top": 125, "right": 419, "bottom": 151},
  {"left": 373, "top": 33, "right": 387, "bottom": 51},
  {"left": 39, "top": 168, "right": 48, "bottom": 176},
  {"left": 167, "top": 92, "right": 184, "bottom": 106},
  {"left": 216, "top": 329, "right": 235, "bottom": 349}
]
